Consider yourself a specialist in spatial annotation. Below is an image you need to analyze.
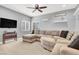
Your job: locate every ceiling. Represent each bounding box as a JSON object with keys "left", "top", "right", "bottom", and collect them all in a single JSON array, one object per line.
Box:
[{"left": 1, "top": 4, "right": 77, "bottom": 17}]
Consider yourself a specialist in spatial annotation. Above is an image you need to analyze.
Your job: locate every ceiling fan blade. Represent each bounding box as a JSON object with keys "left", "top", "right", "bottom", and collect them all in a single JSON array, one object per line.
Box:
[
  {"left": 40, "top": 6, "right": 47, "bottom": 9},
  {"left": 27, "top": 7, "right": 35, "bottom": 9},
  {"left": 38, "top": 9, "right": 43, "bottom": 12},
  {"left": 32, "top": 9, "right": 36, "bottom": 13}
]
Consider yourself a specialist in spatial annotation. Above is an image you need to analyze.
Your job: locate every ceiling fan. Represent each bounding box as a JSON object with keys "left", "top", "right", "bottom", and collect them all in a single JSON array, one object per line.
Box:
[{"left": 27, "top": 4, "right": 47, "bottom": 13}]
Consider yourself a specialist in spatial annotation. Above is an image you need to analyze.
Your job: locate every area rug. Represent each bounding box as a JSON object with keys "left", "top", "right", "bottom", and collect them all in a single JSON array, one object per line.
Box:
[{"left": 0, "top": 38, "right": 51, "bottom": 55}]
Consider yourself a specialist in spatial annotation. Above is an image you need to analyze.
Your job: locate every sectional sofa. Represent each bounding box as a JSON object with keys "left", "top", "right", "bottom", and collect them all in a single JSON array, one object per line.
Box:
[
  {"left": 52, "top": 32, "right": 79, "bottom": 55},
  {"left": 23, "top": 30, "right": 79, "bottom": 55},
  {"left": 34, "top": 30, "right": 79, "bottom": 55}
]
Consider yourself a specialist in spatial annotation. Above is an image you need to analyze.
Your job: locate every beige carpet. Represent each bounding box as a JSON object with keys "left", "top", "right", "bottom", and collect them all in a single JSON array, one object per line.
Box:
[{"left": 0, "top": 38, "right": 51, "bottom": 55}]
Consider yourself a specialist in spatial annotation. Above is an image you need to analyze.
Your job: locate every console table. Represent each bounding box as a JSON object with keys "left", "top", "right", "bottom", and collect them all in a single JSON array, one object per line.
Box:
[{"left": 3, "top": 31, "right": 17, "bottom": 44}]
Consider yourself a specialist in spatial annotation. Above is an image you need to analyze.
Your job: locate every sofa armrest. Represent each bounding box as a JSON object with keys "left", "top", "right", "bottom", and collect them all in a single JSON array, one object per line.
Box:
[
  {"left": 60, "top": 46, "right": 79, "bottom": 55},
  {"left": 51, "top": 43, "right": 67, "bottom": 55}
]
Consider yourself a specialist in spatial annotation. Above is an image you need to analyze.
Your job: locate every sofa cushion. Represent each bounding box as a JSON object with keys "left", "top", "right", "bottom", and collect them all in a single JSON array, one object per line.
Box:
[
  {"left": 34, "top": 30, "right": 40, "bottom": 34},
  {"left": 57, "top": 39, "right": 69, "bottom": 44},
  {"left": 53, "top": 36, "right": 70, "bottom": 44},
  {"left": 40, "top": 31, "right": 45, "bottom": 34},
  {"left": 68, "top": 35, "right": 79, "bottom": 50},
  {"left": 45, "top": 31, "right": 52, "bottom": 35},
  {"left": 51, "top": 31, "right": 60, "bottom": 36},
  {"left": 60, "top": 31, "right": 69, "bottom": 38},
  {"left": 53, "top": 36, "right": 65, "bottom": 41}
]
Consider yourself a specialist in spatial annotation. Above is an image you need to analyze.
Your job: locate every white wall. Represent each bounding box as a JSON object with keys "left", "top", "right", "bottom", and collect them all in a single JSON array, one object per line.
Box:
[
  {"left": 32, "top": 9, "right": 76, "bottom": 31},
  {"left": 0, "top": 6, "right": 32, "bottom": 42},
  {"left": 73, "top": 6, "right": 79, "bottom": 32},
  {"left": 75, "top": 15, "right": 79, "bottom": 31}
]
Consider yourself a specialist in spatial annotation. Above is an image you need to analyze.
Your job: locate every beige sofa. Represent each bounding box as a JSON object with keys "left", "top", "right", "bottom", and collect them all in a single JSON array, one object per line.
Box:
[
  {"left": 35, "top": 30, "right": 79, "bottom": 55},
  {"left": 23, "top": 30, "right": 79, "bottom": 55},
  {"left": 37, "top": 30, "right": 70, "bottom": 51},
  {"left": 51, "top": 32, "right": 79, "bottom": 55}
]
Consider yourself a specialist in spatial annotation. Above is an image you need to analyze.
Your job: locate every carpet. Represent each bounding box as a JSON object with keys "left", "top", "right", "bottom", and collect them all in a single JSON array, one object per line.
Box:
[{"left": 0, "top": 38, "right": 51, "bottom": 55}]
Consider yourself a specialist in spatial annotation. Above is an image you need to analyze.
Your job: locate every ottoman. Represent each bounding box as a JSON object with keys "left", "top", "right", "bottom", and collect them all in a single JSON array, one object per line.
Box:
[
  {"left": 23, "top": 34, "right": 41, "bottom": 43},
  {"left": 40, "top": 36, "right": 56, "bottom": 51}
]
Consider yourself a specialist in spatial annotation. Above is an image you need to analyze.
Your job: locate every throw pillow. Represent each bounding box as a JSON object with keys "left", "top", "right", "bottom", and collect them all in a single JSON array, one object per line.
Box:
[
  {"left": 70, "top": 33, "right": 79, "bottom": 43},
  {"left": 68, "top": 35, "right": 79, "bottom": 50},
  {"left": 60, "top": 31, "right": 69, "bottom": 38},
  {"left": 32, "top": 30, "right": 34, "bottom": 34},
  {"left": 66, "top": 32, "right": 74, "bottom": 40}
]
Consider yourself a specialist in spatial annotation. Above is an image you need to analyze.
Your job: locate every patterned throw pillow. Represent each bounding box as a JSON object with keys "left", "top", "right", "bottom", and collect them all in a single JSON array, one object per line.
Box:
[
  {"left": 70, "top": 33, "right": 79, "bottom": 43},
  {"left": 66, "top": 32, "right": 74, "bottom": 40}
]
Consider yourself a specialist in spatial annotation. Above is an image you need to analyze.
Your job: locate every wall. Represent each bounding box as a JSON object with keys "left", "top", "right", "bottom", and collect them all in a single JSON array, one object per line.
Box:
[
  {"left": 75, "top": 15, "right": 79, "bottom": 31},
  {"left": 32, "top": 9, "right": 76, "bottom": 31},
  {"left": 0, "top": 6, "right": 32, "bottom": 42},
  {"left": 73, "top": 6, "right": 79, "bottom": 32}
]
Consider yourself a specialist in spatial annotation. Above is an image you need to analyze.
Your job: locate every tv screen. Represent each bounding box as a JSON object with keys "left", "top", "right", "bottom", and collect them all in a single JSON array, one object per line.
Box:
[{"left": 0, "top": 18, "right": 17, "bottom": 28}]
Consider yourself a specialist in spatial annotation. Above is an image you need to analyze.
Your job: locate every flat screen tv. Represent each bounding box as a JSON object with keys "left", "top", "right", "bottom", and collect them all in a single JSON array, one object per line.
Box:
[{"left": 0, "top": 18, "right": 17, "bottom": 28}]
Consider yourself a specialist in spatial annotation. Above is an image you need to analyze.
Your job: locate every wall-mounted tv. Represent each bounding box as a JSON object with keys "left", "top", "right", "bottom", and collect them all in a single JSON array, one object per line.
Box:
[{"left": 0, "top": 18, "right": 17, "bottom": 28}]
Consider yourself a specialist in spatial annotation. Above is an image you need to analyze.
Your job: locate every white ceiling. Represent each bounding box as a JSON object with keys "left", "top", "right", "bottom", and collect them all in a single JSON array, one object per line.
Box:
[{"left": 1, "top": 4, "right": 77, "bottom": 17}]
